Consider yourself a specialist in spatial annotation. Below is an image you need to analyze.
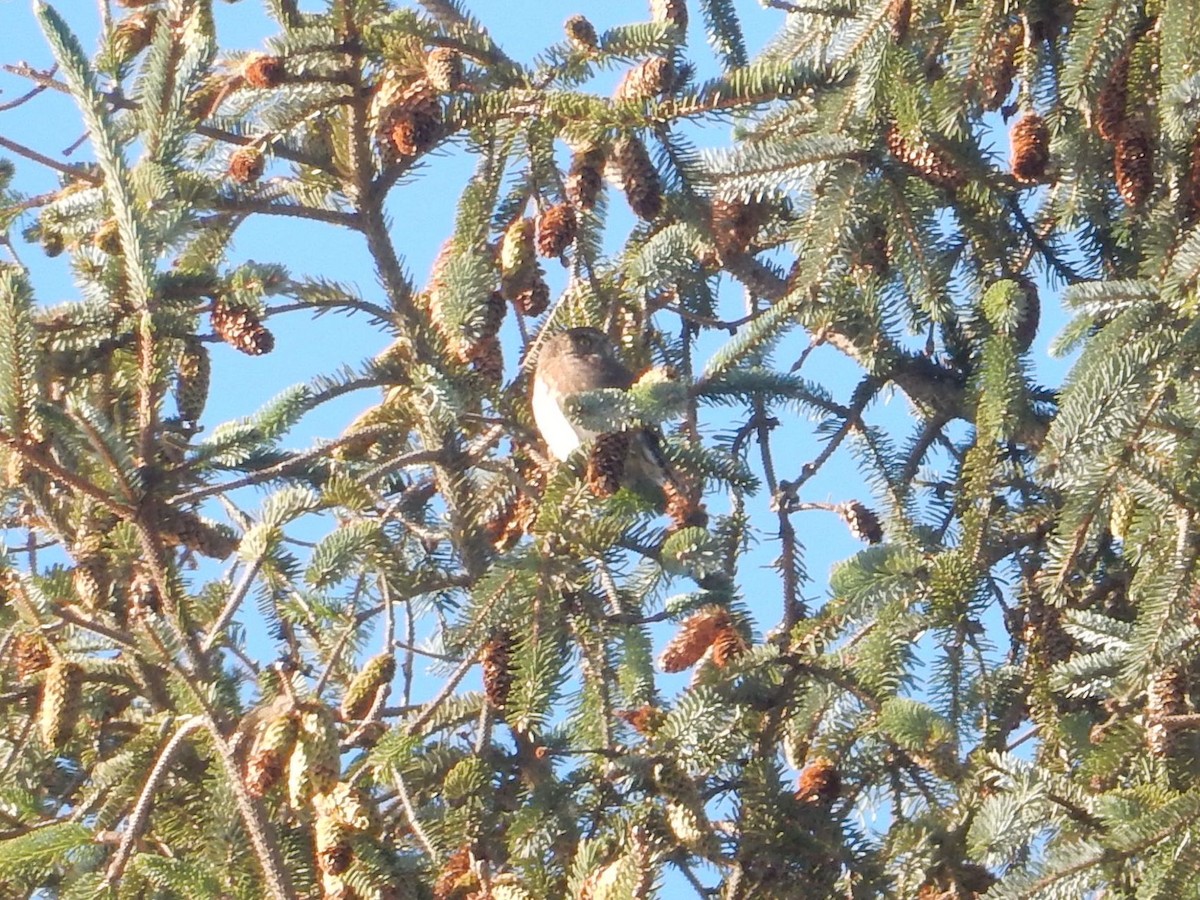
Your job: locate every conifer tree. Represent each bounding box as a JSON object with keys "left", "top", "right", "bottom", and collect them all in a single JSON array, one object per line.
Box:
[{"left": 2, "top": 0, "right": 1200, "bottom": 897}]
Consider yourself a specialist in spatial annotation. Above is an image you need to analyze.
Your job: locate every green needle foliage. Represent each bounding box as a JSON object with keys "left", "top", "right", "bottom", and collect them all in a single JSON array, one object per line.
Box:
[{"left": 2, "top": 0, "right": 1200, "bottom": 897}]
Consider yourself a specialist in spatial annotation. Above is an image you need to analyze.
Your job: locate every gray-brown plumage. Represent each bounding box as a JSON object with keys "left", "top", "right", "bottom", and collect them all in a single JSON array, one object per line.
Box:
[{"left": 532, "top": 327, "right": 682, "bottom": 492}]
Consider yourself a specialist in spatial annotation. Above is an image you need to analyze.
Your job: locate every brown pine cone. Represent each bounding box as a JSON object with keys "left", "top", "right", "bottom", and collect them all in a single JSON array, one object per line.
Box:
[
  {"left": 981, "top": 23, "right": 1022, "bottom": 110},
  {"left": 1146, "top": 665, "right": 1188, "bottom": 758},
  {"left": 795, "top": 757, "right": 840, "bottom": 805},
  {"left": 500, "top": 216, "right": 536, "bottom": 299},
  {"left": 663, "top": 479, "right": 708, "bottom": 530},
  {"left": 1010, "top": 113, "right": 1050, "bottom": 184},
  {"left": 246, "top": 712, "right": 299, "bottom": 798},
  {"left": 587, "top": 432, "right": 631, "bottom": 498},
  {"left": 613, "top": 57, "right": 675, "bottom": 103},
  {"left": 617, "top": 704, "right": 666, "bottom": 735},
  {"left": 651, "top": 0, "right": 688, "bottom": 30},
  {"left": 386, "top": 79, "right": 442, "bottom": 158},
  {"left": 211, "top": 300, "right": 274, "bottom": 355},
  {"left": 39, "top": 659, "right": 83, "bottom": 749},
  {"left": 711, "top": 197, "right": 769, "bottom": 259},
  {"left": 885, "top": 124, "right": 966, "bottom": 190},
  {"left": 513, "top": 273, "right": 550, "bottom": 317},
  {"left": 13, "top": 632, "right": 52, "bottom": 680},
  {"left": 710, "top": 624, "right": 747, "bottom": 667},
  {"left": 243, "top": 54, "right": 286, "bottom": 89},
  {"left": 109, "top": 11, "right": 158, "bottom": 66},
  {"left": 887, "top": 0, "right": 912, "bottom": 41},
  {"left": 425, "top": 47, "right": 464, "bottom": 92},
  {"left": 466, "top": 335, "right": 504, "bottom": 384},
  {"left": 175, "top": 338, "right": 210, "bottom": 424},
  {"left": 315, "top": 814, "right": 353, "bottom": 876},
  {"left": 480, "top": 631, "right": 516, "bottom": 712},
  {"left": 1096, "top": 50, "right": 1129, "bottom": 143},
  {"left": 659, "top": 606, "right": 732, "bottom": 672},
  {"left": 479, "top": 290, "right": 506, "bottom": 339},
  {"left": 228, "top": 148, "right": 265, "bottom": 184},
  {"left": 536, "top": 202, "right": 578, "bottom": 257},
  {"left": 839, "top": 501, "right": 883, "bottom": 543},
  {"left": 1114, "top": 117, "right": 1154, "bottom": 206},
  {"left": 565, "top": 15, "right": 599, "bottom": 52},
  {"left": 567, "top": 144, "right": 606, "bottom": 211},
  {"left": 614, "top": 135, "right": 663, "bottom": 220},
  {"left": 340, "top": 653, "right": 396, "bottom": 721}
]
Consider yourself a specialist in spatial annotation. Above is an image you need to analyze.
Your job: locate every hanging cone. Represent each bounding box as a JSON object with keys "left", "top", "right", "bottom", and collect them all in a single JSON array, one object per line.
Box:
[
  {"left": 1114, "top": 116, "right": 1154, "bottom": 206},
  {"left": 228, "top": 148, "right": 265, "bottom": 184},
  {"left": 314, "top": 814, "right": 353, "bottom": 876},
  {"left": 246, "top": 711, "right": 299, "bottom": 798},
  {"left": 39, "top": 659, "right": 83, "bottom": 749},
  {"left": 480, "top": 631, "right": 516, "bottom": 712},
  {"left": 479, "top": 290, "right": 506, "bottom": 339},
  {"left": 1010, "top": 112, "right": 1050, "bottom": 184},
  {"left": 340, "top": 653, "right": 395, "bottom": 721},
  {"left": 386, "top": 79, "right": 442, "bottom": 158},
  {"left": 1184, "top": 135, "right": 1200, "bottom": 223},
  {"left": 13, "top": 632, "right": 52, "bottom": 680},
  {"left": 885, "top": 124, "right": 967, "bottom": 190},
  {"left": 288, "top": 705, "right": 340, "bottom": 806},
  {"left": 211, "top": 299, "right": 275, "bottom": 355},
  {"left": 887, "top": 0, "right": 912, "bottom": 41},
  {"left": 658, "top": 606, "right": 732, "bottom": 672},
  {"left": 1146, "top": 665, "right": 1188, "bottom": 758},
  {"left": 613, "top": 57, "right": 675, "bottom": 103},
  {"left": 566, "top": 144, "right": 606, "bottom": 211},
  {"left": 425, "top": 47, "right": 464, "bottom": 92},
  {"left": 1096, "top": 50, "right": 1129, "bottom": 142},
  {"left": 614, "top": 134, "right": 663, "bottom": 220},
  {"left": 513, "top": 271, "right": 550, "bottom": 317},
  {"left": 564, "top": 15, "right": 600, "bottom": 53},
  {"left": 536, "top": 202, "right": 578, "bottom": 257},
  {"left": 175, "top": 338, "right": 210, "bottom": 425},
  {"left": 587, "top": 432, "right": 631, "bottom": 498},
  {"left": 839, "top": 501, "right": 883, "bottom": 543},
  {"left": 243, "top": 54, "right": 286, "bottom": 89},
  {"left": 500, "top": 216, "right": 536, "bottom": 299},
  {"left": 109, "top": 10, "right": 158, "bottom": 67},
  {"left": 981, "top": 22, "right": 1021, "bottom": 111},
  {"left": 663, "top": 479, "right": 708, "bottom": 530},
  {"left": 796, "top": 757, "right": 840, "bottom": 804},
  {"left": 466, "top": 335, "right": 504, "bottom": 383},
  {"left": 651, "top": 0, "right": 688, "bottom": 30},
  {"left": 710, "top": 624, "right": 747, "bottom": 667},
  {"left": 711, "top": 197, "right": 769, "bottom": 259}
]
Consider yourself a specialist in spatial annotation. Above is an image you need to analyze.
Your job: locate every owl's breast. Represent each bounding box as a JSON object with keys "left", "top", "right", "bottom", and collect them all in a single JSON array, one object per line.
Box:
[{"left": 533, "top": 378, "right": 595, "bottom": 460}]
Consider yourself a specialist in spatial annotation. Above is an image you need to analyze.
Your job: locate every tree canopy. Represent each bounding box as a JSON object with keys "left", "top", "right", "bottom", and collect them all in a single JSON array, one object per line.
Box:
[{"left": 2, "top": 0, "right": 1200, "bottom": 898}]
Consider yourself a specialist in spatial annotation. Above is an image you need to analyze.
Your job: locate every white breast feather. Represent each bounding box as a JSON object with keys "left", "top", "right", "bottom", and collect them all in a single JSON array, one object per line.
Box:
[{"left": 533, "top": 378, "right": 595, "bottom": 460}]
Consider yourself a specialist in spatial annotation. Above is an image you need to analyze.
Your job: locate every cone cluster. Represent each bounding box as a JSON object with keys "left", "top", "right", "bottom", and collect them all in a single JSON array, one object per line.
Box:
[
  {"left": 614, "top": 135, "right": 663, "bottom": 220},
  {"left": 587, "top": 432, "right": 631, "bottom": 498},
  {"left": 659, "top": 606, "right": 736, "bottom": 672},
  {"left": 613, "top": 57, "right": 675, "bottom": 103},
  {"left": 564, "top": 15, "right": 599, "bottom": 52},
  {"left": 481, "top": 630, "right": 516, "bottom": 712},
  {"left": 228, "top": 148, "right": 265, "bottom": 184},
  {"left": 885, "top": 125, "right": 966, "bottom": 190},
  {"left": 340, "top": 652, "right": 395, "bottom": 721},
  {"left": 795, "top": 756, "right": 840, "bottom": 805},
  {"left": 567, "top": 144, "right": 606, "bottom": 211},
  {"left": 839, "top": 501, "right": 883, "bottom": 543},
  {"left": 1010, "top": 113, "right": 1050, "bottom": 184},
  {"left": 211, "top": 299, "right": 274, "bottom": 355},
  {"left": 536, "top": 202, "right": 578, "bottom": 258}
]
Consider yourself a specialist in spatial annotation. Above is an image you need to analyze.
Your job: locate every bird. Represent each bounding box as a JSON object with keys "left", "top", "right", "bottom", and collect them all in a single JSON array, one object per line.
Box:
[{"left": 532, "top": 326, "right": 683, "bottom": 493}]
